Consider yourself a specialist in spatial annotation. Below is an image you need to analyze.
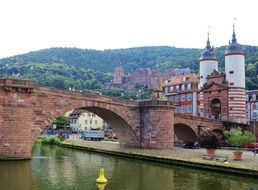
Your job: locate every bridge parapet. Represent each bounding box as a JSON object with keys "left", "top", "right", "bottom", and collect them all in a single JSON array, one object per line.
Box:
[
  {"left": 174, "top": 113, "right": 223, "bottom": 134},
  {"left": 0, "top": 79, "right": 35, "bottom": 93}
]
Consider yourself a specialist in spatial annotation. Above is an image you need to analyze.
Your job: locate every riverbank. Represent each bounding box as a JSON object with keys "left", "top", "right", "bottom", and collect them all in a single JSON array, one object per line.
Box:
[{"left": 61, "top": 139, "right": 258, "bottom": 177}]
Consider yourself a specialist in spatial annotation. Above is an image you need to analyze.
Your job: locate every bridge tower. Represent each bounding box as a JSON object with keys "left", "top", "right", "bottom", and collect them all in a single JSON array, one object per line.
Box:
[
  {"left": 224, "top": 24, "right": 246, "bottom": 123},
  {"left": 199, "top": 33, "right": 218, "bottom": 116}
]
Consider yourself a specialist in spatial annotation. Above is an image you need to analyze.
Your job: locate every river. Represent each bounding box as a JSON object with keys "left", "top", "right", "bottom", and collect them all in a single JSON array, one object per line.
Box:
[{"left": 0, "top": 144, "right": 258, "bottom": 190}]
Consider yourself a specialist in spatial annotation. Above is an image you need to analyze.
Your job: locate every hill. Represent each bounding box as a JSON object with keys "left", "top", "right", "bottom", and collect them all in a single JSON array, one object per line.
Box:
[{"left": 0, "top": 46, "right": 257, "bottom": 90}]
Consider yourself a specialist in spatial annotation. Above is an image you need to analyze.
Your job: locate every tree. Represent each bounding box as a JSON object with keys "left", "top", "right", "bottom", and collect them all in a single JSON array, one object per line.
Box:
[{"left": 53, "top": 116, "right": 69, "bottom": 127}]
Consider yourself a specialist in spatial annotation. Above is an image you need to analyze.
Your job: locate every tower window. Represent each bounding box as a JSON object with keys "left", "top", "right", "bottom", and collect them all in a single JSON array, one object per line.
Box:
[
  {"left": 230, "top": 82, "right": 234, "bottom": 86},
  {"left": 229, "top": 71, "right": 234, "bottom": 74},
  {"left": 200, "top": 76, "right": 203, "bottom": 79}
]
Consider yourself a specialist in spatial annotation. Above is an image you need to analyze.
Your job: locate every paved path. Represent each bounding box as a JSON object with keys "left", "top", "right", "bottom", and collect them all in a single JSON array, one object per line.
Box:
[{"left": 62, "top": 139, "right": 258, "bottom": 175}]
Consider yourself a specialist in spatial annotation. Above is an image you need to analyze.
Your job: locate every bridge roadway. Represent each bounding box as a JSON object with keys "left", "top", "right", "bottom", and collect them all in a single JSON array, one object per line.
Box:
[{"left": 0, "top": 79, "right": 222, "bottom": 159}]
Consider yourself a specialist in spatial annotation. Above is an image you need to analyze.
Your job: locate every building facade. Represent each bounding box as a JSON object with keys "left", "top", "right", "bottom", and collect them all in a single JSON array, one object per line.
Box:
[
  {"left": 69, "top": 109, "right": 108, "bottom": 131},
  {"left": 163, "top": 73, "right": 200, "bottom": 116},
  {"left": 246, "top": 90, "right": 258, "bottom": 124}
]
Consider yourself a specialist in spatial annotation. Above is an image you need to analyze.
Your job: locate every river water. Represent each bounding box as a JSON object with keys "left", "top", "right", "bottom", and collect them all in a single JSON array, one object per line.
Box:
[{"left": 0, "top": 144, "right": 258, "bottom": 190}]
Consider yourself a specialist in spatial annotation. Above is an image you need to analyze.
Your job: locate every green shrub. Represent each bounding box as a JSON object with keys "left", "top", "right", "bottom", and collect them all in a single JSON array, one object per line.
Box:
[
  {"left": 41, "top": 136, "right": 61, "bottom": 145},
  {"left": 35, "top": 138, "right": 43, "bottom": 144},
  {"left": 224, "top": 127, "right": 255, "bottom": 147}
]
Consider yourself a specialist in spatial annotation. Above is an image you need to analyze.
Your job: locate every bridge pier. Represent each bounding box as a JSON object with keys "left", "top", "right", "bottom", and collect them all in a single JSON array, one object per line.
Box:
[
  {"left": 0, "top": 92, "right": 33, "bottom": 160},
  {"left": 139, "top": 100, "right": 175, "bottom": 149}
]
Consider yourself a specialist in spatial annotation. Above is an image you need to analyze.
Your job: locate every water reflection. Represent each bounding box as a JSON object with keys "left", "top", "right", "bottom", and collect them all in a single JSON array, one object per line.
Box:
[
  {"left": 0, "top": 144, "right": 257, "bottom": 190},
  {"left": 0, "top": 160, "right": 36, "bottom": 190}
]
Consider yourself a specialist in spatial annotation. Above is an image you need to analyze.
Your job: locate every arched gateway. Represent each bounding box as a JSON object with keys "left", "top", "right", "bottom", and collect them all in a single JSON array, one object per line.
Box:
[{"left": 0, "top": 79, "right": 175, "bottom": 159}]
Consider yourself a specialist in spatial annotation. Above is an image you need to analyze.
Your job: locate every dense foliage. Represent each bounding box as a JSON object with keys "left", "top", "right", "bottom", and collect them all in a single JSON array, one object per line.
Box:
[
  {"left": 53, "top": 116, "right": 70, "bottom": 127},
  {"left": 0, "top": 45, "right": 257, "bottom": 91},
  {"left": 224, "top": 127, "right": 255, "bottom": 147},
  {"left": 41, "top": 137, "right": 61, "bottom": 145}
]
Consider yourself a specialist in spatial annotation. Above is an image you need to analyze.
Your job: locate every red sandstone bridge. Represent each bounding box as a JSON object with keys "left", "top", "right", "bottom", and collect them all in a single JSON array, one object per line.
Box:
[{"left": 0, "top": 79, "right": 222, "bottom": 159}]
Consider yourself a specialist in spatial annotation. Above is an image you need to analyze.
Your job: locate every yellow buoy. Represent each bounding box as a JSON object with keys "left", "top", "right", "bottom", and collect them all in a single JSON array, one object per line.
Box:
[{"left": 96, "top": 167, "right": 108, "bottom": 184}]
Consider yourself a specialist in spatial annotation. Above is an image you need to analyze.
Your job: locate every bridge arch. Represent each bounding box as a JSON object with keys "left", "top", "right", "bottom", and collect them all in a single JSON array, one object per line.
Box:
[
  {"left": 174, "top": 123, "right": 198, "bottom": 144},
  {"left": 33, "top": 97, "right": 140, "bottom": 148}
]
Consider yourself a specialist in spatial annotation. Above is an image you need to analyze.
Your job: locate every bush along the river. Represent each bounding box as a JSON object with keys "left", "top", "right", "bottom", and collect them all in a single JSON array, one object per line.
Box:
[{"left": 40, "top": 137, "right": 61, "bottom": 145}]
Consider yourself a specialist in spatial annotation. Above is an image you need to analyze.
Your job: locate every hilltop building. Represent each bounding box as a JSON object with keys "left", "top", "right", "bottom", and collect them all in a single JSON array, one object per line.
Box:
[
  {"left": 108, "top": 67, "right": 191, "bottom": 90},
  {"left": 199, "top": 25, "right": 246, "bottom": 123}
]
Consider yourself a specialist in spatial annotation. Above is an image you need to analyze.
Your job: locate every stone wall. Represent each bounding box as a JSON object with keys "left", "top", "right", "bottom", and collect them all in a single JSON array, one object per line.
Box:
[{"left": 139, "top": 100, "right": 175, "bottom": 149}]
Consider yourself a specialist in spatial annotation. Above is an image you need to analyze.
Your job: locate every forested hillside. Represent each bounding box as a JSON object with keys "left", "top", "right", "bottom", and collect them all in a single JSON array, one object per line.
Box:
[{"left": 0, "top": 45, "right": 257, "bottom": 90}]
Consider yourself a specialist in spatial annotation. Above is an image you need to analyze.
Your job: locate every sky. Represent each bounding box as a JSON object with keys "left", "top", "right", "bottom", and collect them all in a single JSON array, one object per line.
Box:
[{"left": 0, "top": 0, "right": 257, "bottom": 58}]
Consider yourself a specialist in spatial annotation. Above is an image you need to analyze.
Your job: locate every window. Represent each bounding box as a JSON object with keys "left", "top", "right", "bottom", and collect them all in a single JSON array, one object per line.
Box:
[
  {"left": 181, "top": 84, "right": 185, "bottom": 91},
  {"left": 230, "top": 82, "right": 234, "bottom": 86},
  {"left": 187, "top": 93, "right": 192, "bottom": 100},
  {"left": 200, "top": 76, "right": 203, "bottom": 79},
  {"left": 176, "top": 85, "right": 179, "bottom": 92},
  {"left": 246, "top": 95, "right": 249, "bottom": 101},
  {"left": 187, "top": 83, "right": 192, "bottom": 90},
  {"left": 253, "top": 94, "right": 256, "bottom": 101},
  {"left": 92, "top": 114, "right": 96, "bottom": 117},
  {"left": 165, "top": 87, "right": 169, "bottom": 94},
  {"left": 85, "top": 120, "right": 88, "bottom": 124},
  {"left": 181, "top": 106, "right": 187, "bottom": 113},
  {"left": 170, "top": 86, "right": 174, "bottom": 92},
  {"left": 175, "top": 95, "right": 179, "bottom": 102},
  {"left": 168, "top": 96, "right": 174, "bottom": 101},
  {"left": 187, "top": 105, "right": 192, "bottom": 113},
  {"left": 230, "top": 97, "right": 234, "bottom": 100},
  {"left": 229, "top": 71, "right": 234, "bottom": 74},
  {"left": 181, "top": 94, "right": 185, "bottom": 101},
  {"left": 230, "top": 107, "right": 233, "bottom": 110},
  {"left": 90, "top": 120, "right": 92, "bottom": 124},
  {"left": 95, "top": 120, "right": 98, "bottom": 124},
  {"left": 88, "top": 113, "right": 91, "bottom": 117}
]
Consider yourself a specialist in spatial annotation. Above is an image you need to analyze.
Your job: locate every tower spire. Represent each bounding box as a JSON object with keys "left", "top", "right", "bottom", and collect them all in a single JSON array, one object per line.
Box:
[
  {"left": 206, "top": 31, "right": 211, "bottom": 50},
  {"left": 232, "top": 18, "right": 237, "bottom": 43}
]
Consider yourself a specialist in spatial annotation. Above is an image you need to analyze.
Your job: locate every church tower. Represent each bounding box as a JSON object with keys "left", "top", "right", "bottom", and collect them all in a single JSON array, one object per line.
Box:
[
  {"left": 113, "top": 65, "right": 124, "bottom": 84},
  {"left": 199, "top": 33, "right": 218, "bottom": 89},
  {"left": 224, "top": 24, "right": 246, "bottom": 123}
]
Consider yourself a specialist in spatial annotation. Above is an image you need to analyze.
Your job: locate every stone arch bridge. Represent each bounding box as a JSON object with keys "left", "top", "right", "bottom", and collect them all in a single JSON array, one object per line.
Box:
[{"left": 0, "top": 79, "right": 222, "bottom": 159}]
